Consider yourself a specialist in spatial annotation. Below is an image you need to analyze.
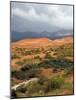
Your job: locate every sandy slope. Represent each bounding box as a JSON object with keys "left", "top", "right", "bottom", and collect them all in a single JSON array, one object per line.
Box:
[
  {"left": 12, "top": 37, "right": 73, "bottom": 49},
  {"left": 11, "top": 36, "right": 73, "bottom": 70}
]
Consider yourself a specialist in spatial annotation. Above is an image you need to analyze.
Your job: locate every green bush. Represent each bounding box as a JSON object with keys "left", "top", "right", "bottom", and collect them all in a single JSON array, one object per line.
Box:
[
  {"left": 55, "top": 44, "right": 73, "bottom": 57},
  {"left": 49, "top": 76, "right": 64, "bottom": 90},
  {"left": 15, "top": 61, "right": 24, "bottom": 66},
  {"left": 11, "top": 54, "right": 21, "bottom": 59},
  {"left": 63, "top": 83, "right": 73, "bottom": 90},
  {"left": 45, "top": 53, "right": 53, "bottom": 59},
  {"left": 34, "top": 56, "right": 40, "bottom": 59}
]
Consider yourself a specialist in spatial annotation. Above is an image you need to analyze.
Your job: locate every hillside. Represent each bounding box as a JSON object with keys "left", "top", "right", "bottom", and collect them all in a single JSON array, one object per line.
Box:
[
  {"left": 12, "top": 37, "right": 73, "bottom": 49},
  {"left": 11, "top": 36, "right": 74, "bottom": 98}
]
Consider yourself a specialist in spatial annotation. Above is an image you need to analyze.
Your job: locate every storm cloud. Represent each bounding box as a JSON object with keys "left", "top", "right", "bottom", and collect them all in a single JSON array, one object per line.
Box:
[{"left": 11, "top": 2, "right": 73, "bottom": 33}]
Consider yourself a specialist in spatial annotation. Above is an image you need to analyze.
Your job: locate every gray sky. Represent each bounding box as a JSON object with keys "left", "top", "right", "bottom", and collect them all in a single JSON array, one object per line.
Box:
[{"left": 11, "top": 2, "right": 73, "bottom": 33}]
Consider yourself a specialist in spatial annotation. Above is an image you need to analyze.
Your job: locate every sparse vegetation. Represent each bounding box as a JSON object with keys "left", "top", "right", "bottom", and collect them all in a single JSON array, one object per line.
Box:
[
  {"left": 11, "top": 54, "right": 21, "bottom": 59},
  {"left": 11, "top": 37, "right": 74, "bottom": 98},
  {"left": 49, "top": 76, "right": 64, "bottom": 90}
]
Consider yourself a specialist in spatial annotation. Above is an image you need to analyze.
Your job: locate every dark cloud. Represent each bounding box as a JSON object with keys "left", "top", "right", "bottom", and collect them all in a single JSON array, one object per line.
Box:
[{"left": 11, "top": 2, "right": 73, "bottom": 34}]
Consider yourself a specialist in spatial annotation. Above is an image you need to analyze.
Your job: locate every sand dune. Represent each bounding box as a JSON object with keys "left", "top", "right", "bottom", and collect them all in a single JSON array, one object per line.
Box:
[{"left": 12, "top": 37, "right": 73, "bottom": 49}]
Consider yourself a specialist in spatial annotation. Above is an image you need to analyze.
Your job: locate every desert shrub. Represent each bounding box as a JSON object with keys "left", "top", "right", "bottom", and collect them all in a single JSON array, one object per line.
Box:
[
  {"left": 31, "top": 63, "right": 40, "bottom": 69},
  {"left": 15, "top": 61, "right": 24, "bottom": 66},
  {"left": 12, "top": 68, "right": 38, "bottom": 80},
  {"left": 20, "top": 50, "right": 32, "bottom": 56},
  {"left": 25, "top": 51, "right": 32, "bottom": 55},
  {"left": 51, "top": 59, "right": 73, "bottom": 68},
  {"left": 16, "top": 84, "right": 27, "bottom": 93},
  {"left": 38, "top": 59, "right": 52, "bottom": 68},
  {"left": 55, "top": 44, "right": 73, "bottom": 57},
  {"left": 36, "top": 76, "right": 64, "bottom": 93},
  {"left": 11, "top": 70, "right": 17, "bottom": 77},
  {"left": 37, "top": 76, "right": 64, "bottom": 93},
  {"left": 26, "top": 81, "right": 42, "bottom": 94},
  {"left": 63, "top": 67, "right": 73, "bottom": 77},
  {"left": 12, "top": 70, "right": 27, "bottom": 80},
  {"left": 38, "top": 56, "right": 73, "bottom": 69},
  {"left": 11, "top": 54, "right": 20, "bottom": 59},
  {"left": 20, "top": 64, "right": 32, "bottom": 71},
  {"left": 38, "top": 59, "right": 59, "bottom": 68},
  {"left": 12, "top": 70, "right": 34, "bottom": 80},
  {"left": 49, "top": 76, "right": 64, "bottom": 90},
  {"left": 32, "top": 49, "right": 40, "bottom": 53},
  {"left": 20, "top": 49, "right": 40, "bottom": 56},
  {"left": 45, "top": 53, "right": 53, "bottom": 60},
  {"left": 34, "top": 56, "right": 40, "bottom": 59},
  {"left": 27, "top": 69, "right": 38, "bottom": 78},
  {"left": 38, "top": 76, "right": 48, "bottom": 85},
  {"left": 15, "top": 47, "right": 22, "bottom": 51},
  {"left": 52, "top": 68, "right": 58, "bottom": 73},
  {"left": 38, "top": 77, "right": 50, "bottom": 93},
  {"left": 63, "top": 83, "right": 73, "bottom": 90},
  {"left": 20, "top": 63, "right": 41, "bottom": 71}
]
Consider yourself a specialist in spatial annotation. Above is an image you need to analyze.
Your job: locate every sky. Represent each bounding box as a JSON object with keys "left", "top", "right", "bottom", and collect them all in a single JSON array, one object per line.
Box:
[{"left": 11, "top": 2, "right": 73, "bottom": 33}]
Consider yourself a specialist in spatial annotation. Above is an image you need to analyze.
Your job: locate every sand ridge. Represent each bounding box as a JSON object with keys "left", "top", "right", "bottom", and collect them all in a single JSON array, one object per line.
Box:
[{"left": 12, "top": 37, "right": 73, "bottom": 49}]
